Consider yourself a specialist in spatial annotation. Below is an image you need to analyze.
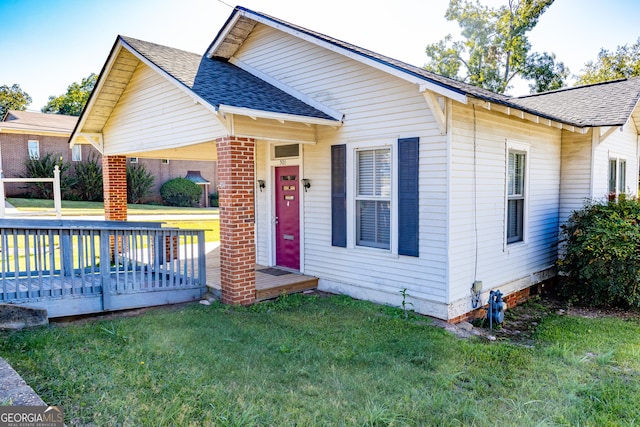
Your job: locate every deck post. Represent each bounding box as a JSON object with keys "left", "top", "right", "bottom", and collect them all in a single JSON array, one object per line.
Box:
[
  {"left": 60, "top": 230, "right": 73, "bottom": 277},
  {"left": 99, "top": 229, "right": 112, "bottom": 311},
  {"left": 103, "top": 155, "right": 127, "bottom": 260},
  {"left": 216, "top": 136, "right": 256, "bottom": 305},
  {"left": 197, "top": 230, "right": 206, "bottom": 285}
]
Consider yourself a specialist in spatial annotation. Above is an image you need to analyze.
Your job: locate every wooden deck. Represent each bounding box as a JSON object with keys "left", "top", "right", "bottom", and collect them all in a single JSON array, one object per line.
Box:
[
  {"left": 0, "top": 220, "right": 207, "bottom": 318},
  {"left": 205, "top": 244, "right": 318, "bottom": 301}
]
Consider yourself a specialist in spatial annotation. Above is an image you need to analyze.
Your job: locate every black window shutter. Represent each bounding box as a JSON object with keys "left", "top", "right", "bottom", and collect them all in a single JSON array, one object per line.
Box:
[
  {"left": 398, "top": 137, "right": 419, "bottom": 257},
  {"left": 331, "top": 144, "right": 347, "bottom": 247}
]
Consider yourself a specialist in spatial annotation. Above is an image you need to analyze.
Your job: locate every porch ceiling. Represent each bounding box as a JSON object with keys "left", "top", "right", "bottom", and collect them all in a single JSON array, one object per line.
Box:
[{"left": 126, "top": 141, "right": 218, "bottom": 161}]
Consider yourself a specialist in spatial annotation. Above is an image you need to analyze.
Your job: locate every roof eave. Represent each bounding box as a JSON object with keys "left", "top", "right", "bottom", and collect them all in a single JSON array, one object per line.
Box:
[
  {"left": 205, "top": 7, "right": 244, "bottom": 58},
  {"left": 69, "top": 36, "right": 126, "bottom": 147},
  {"left": 217, "top": 104, "right": 342, "bottom": 127},
  {"left": 0, "top": 127, "right": 71, "bottom": 137},
  {"left": 469, "top": 96, "right": 592, "bottom": 133}
]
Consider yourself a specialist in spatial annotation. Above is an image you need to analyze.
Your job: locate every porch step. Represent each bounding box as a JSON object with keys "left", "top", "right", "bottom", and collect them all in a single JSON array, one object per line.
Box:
[
  {"left": 255, "top": 273, "right": 318, "bottom": 302},
  {"left": 206, "top": 265, "right": 319, "bottom": 302}
]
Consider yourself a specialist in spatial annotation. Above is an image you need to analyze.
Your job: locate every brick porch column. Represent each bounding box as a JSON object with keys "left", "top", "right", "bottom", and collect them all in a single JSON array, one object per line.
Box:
[
  {"left": 102, "top": 155, "right": 128, "bottom": 221},
  {"left": 216, "top": 136, "right": 256, "bottom": 305}
]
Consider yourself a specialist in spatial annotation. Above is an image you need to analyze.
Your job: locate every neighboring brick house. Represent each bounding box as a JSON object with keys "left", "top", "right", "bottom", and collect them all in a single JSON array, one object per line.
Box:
[{"left": 0, "top": 110, "right": 217, "bottom": 203}]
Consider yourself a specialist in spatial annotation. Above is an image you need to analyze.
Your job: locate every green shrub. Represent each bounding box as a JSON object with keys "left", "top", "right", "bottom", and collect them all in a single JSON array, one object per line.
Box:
[
  {"left": 558, "top": 196, "right": 640, "bottom": 308},
  {"left": 160, "top": 177, "right": 202, "bottom": 207},
  {"left": 127, "top": 163, "right": 155, "bottom": 204},
  {"left": 71, "top": 154, "right": 103, "bottom": 201},
  {"left": 209, "top": 192, "right": 219, "bottom": 207},
  {"left": 22, "top": 153, "right": 75, "bottom": 199}
]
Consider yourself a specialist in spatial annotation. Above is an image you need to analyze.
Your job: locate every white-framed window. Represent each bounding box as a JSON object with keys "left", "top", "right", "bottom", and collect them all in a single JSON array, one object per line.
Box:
[
  {"left": 608, "top": 157, "right": 627, "bottom": 195},
  {"left": 71, "top": 144, "right": 82, "bottom": 162},
  {"left": 506, "top": 145, "right": 528, "bottom": 244},
  {"left": 161, "top": 159, "right": 170, "bottom": 164},
  {"left": 355, "top": 147, "right": 391, "bottom": 249},
  {"left": 129, "top": 157, "right": 138, "bottom": 164},
  {"left": 28, "top": 140, "right": 39, "bottom": 159},
  {"left": 273, "top": 144, "right": 300, "bottom": 159}
]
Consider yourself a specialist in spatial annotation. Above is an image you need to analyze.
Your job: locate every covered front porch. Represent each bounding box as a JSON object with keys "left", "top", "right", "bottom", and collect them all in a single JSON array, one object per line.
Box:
[
  {"left": 70, "top": 35, "right": 342, "bottom": 308},
  {"left": 204, "top": 244, "right": 318, "bottom": 302}
]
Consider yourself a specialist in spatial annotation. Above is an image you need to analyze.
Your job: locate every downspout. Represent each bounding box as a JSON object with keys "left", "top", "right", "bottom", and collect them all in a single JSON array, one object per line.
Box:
[
  {"left": 254, "top": 139, "right": 258, "bottom": 265},
  {"left": 589, "top": 128, "right": 599, "bottom": 199}
]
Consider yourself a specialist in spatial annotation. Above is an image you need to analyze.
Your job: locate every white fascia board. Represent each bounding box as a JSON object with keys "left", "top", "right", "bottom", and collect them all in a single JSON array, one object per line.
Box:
[
  {"left": 233, "top": 10, "right": 469, "bottom": 104},
  {"left": 217, "top": 104, "right": 342, "bottom": 127},
  {"left": 229, "top": 57, "right": 344, "bottom": 121},
  {"left": 0, "top": 128, "right": 70, "bottom": 138}
]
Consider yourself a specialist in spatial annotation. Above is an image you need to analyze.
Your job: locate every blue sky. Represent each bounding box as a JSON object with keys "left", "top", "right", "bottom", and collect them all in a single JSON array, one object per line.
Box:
[{"left": 1, "top": 0, "right": 639, "bottom": 111}]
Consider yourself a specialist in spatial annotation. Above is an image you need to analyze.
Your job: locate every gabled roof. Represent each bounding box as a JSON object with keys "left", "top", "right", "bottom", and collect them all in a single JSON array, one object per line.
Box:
[
  {"left": 207, "top": 6, "right": 506, "bottom": 104},
  {"left": 207, "top": 6, "right": 640, "bottom": 130},
  {"left": 511, "top": 78, "right": 640, "bottom": 127},
  {"left": 1, "top": 110, "right": 77, "bottom": 135},
  {"left": 120, "top": 36, "right": 336, "bottom": 122}
]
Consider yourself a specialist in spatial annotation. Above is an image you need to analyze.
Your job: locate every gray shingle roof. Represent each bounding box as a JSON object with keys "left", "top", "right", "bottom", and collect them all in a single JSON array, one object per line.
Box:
[
  {"left": 511, "top": 78, "right": 640, "bottom": 127},
  {"left": 1, "top": 110, "right": 77, "bottom": 134},
  {"left": 120, "top": 36, "right": 335, "bottom": 121},
  {"left": 227, "top": 6, "right": 640, "bottom": 128}
]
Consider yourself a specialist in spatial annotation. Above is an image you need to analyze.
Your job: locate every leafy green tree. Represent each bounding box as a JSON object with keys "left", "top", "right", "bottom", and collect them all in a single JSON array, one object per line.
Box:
[
  {"left": 42, "top": 73, "right": 97, "bottom": 116},
  {"left": 522, "top": 52, "right": 569, "bottom": 93},
  {"left": 424, "top": 0, "right": 567, "bottom": 94},
  {"left": 576, "top": 38, "right": 640, "bottom": 85},
  {"left": 0, "top": 84, "right": 32, "bottom": 118}
]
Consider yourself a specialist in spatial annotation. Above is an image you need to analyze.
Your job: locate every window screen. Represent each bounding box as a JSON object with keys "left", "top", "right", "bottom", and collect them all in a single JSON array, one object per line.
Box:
[
  {"left": 507, "top": 151, "right": 525, "bottom": 243},
  {"left": 274, "top": 144, "right": 299, "bottom": 158}
]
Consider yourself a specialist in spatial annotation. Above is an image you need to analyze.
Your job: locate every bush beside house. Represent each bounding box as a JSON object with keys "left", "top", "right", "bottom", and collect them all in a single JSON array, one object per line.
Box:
[
  {"left": 70, "top": 154, "right": 103, "bottom": 201},
  {"left": 126, "top": 163, "right": 155, "bottom": 204},
  {"left": 558, "top": 196, "right": 640, "bottom": 308}
]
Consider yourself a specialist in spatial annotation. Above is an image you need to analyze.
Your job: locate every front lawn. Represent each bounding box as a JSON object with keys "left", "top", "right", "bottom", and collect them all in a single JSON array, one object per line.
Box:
[
  {"left": 6, "top": 198, "right": 217, "bottom": 216},
  {"left": 1, "top": 295, "right": 639, "bottom": 426},
  {"left": 6, "top": 198, "right": 220, "bottom": 243}
]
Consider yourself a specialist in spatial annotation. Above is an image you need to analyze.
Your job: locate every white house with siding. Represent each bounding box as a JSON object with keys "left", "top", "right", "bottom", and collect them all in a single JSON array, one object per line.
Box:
[{"left": 71, "top": 6, "right": 640, "bottom": 321}]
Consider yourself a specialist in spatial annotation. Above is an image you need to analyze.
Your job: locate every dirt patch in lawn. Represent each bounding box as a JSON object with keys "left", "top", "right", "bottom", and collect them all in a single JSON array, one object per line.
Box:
[{"left": 465, "top": 289, "right": 640, "bottom": 346}]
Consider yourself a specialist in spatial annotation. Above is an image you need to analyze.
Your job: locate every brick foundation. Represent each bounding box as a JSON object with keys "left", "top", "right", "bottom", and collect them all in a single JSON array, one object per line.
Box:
[
  {"left": 103, "top": 156, "right": 128, "bottom": 221},
  {"left": 216, "top": 136, "right": 256, "bottom": 305},
  {"left": 448, "top": 280, "right": 550, "bottom": 324}
]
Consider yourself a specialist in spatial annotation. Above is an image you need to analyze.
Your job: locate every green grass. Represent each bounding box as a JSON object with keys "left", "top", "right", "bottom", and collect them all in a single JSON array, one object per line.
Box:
[
  {"left": 2, "top": 295, "right": 640, "bottom": 426},
  {"left": 7, "top": 198, "right": 217, "bottom": 216},
  {"left": 155, "top": 219, "right": 219, "bottom": 243},
  {"left": 6, "top": 198, "right": 220, "bottom": 243}
]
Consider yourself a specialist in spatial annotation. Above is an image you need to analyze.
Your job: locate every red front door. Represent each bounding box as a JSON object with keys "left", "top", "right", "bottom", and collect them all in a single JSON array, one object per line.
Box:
[{"left": 275, "top": 166, "right": 300, "bottom": 270}]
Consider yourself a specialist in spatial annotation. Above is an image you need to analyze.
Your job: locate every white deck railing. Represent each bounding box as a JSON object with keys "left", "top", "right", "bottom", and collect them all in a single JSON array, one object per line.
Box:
[{"left": 0, "top": 166, "right": 62, "bottom": 218}]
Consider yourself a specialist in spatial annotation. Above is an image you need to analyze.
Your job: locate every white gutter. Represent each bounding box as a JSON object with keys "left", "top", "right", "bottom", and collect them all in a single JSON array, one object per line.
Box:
[{"left": 217, "top": 104, "right": 342, "bottom": 127}]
